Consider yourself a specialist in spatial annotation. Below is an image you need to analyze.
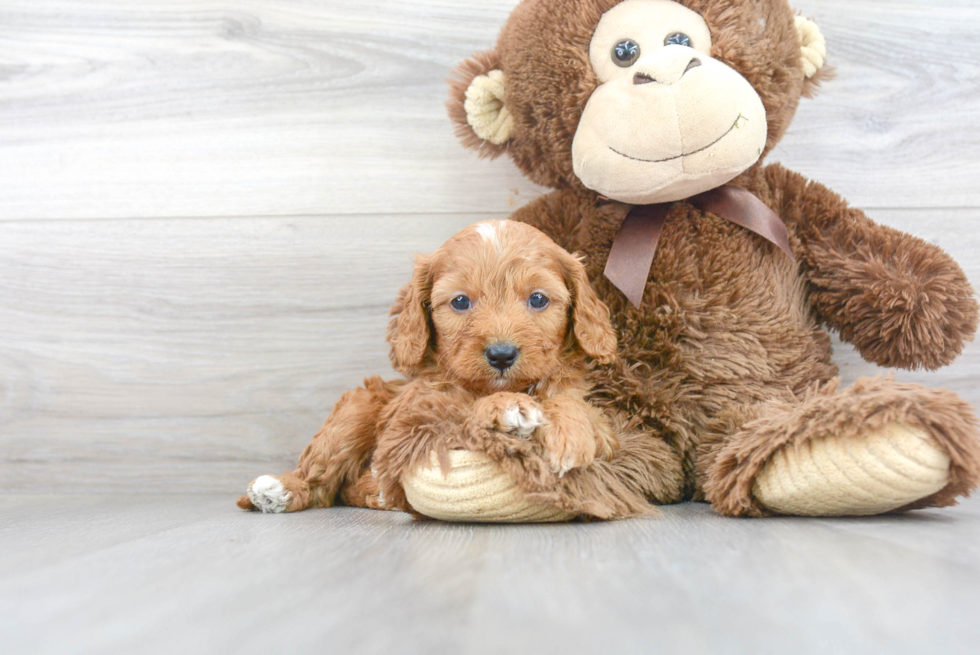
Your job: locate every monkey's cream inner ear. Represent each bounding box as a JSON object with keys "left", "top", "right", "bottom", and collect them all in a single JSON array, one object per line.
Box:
[
  {"left": 464, "top": 70, "right": 513, "bottom": 145},
  {"left": 795, "top": 16, "right": 826, "bottom": 78}
]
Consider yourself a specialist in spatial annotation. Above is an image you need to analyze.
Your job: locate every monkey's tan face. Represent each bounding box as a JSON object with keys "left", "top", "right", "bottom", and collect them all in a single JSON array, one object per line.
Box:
[{"left": 572, "top": 0, "right": 768, "bottom": 204}]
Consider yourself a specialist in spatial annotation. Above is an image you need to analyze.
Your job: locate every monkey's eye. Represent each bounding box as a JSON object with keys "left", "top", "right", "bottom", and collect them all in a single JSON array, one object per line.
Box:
[
  {"left": 665, "top": 32, "right": 692, "bottom": 47},
  {"left": 528, "top": 292, "right": 550, "bottom": 310},
  {"left": 450, "top": 295, "right": 471, "bottom": 311},
  {"left": 612, "top": 40, "right": 640, "bottom": 67}
]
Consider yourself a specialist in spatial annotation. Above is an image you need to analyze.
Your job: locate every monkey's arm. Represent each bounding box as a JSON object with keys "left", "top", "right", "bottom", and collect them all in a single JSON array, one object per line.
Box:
[{"left": 765, "top": 163, "right": 977, "bottom": 370}]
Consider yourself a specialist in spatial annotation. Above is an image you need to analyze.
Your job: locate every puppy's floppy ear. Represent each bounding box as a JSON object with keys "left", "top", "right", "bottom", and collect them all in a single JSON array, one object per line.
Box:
[
  {"left": 447, "top": 49, "right": 513, "bottom": 159},
  {"left": 559, "top": 250, "right": 618, "bottom": 364},
  {"left": 387, "top": 254, "right": 433, "bottom": 374}
]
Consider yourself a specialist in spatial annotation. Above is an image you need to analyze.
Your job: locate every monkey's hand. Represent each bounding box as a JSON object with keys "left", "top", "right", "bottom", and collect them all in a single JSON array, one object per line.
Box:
[{"left": 768, "top": 164, "right": 978, "bottom": 370}]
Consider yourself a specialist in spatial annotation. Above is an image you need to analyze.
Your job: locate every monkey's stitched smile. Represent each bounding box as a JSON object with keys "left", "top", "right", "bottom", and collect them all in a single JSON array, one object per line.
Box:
[{"left": 609, "top": 114, "right": 746, "bottom": 164}]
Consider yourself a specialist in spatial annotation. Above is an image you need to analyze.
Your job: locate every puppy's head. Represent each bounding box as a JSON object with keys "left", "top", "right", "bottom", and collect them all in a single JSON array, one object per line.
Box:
[{"left": 387, "top": 220, "right": 617, "bottom": 390}]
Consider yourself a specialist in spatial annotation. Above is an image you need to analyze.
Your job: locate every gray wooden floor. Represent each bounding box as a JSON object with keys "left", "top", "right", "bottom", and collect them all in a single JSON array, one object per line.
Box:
[
  {"left": 2, "top": 496, "right": 979, "bottom": 655},
  {"left": 2, "top": 1, "right": 980, "bottom": 653}
]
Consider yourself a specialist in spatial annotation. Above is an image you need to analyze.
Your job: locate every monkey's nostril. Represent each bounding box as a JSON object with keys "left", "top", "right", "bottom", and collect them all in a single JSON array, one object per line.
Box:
[
  {"left": 684, "top": 58, "right": 702, "bottom": 74},
  {"left": 485, "top": 342, "right": 520, "bottom": 372},
  {"left": 633, "top": 72, "right": 656, "bottom": 85}
]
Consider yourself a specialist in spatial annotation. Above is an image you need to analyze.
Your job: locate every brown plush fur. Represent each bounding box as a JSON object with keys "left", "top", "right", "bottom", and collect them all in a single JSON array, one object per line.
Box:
[
  {"left": 446, "top": 0, "right": 980, "bottom": 515},
  {"left": 238, "top": 221, "right": 678, "bottom": 519}
]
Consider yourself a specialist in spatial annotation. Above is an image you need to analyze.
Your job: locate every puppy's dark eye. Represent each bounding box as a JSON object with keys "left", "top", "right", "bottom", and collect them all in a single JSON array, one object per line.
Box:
[
  {"left": 528, "top": 292, "right": 550, "bottom": 310},
  {"left": 450, "top": 295, "right": 471, "bottom": 311},
  {"left": 612, "top": 40, "right": 640, "bottom": 67},
  {"left": 665, "top": 32, "right": 692, "bottom": 47}
]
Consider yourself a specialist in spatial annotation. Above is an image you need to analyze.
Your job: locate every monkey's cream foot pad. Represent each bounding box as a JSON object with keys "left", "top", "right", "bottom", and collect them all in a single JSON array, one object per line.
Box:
[
  {"left": 402, "top": 450, "right": 577, "bottom": 523},
  {"left": 753, "top": 423, "right": 951, "bottom": 516}
]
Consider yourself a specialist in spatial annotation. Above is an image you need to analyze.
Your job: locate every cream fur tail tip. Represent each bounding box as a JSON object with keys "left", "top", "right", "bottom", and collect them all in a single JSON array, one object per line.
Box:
[
  {"left": 753, "top": 423, "right": 950, "bottom": 517},
  {"left": 402, "top": 450, "right": 577, "bottom": 523}
]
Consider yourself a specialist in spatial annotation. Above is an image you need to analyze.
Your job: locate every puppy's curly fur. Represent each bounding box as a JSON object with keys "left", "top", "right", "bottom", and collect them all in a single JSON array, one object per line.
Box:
[{"left": 238, "top": 220, "right": 646, "bottom": 517}]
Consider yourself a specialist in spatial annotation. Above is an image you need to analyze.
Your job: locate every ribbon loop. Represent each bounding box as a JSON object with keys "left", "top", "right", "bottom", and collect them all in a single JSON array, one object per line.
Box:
[
  {"left": 690, "top": 186, "right": 795, "bottom": 263},
  {"left": 603, "top": 186, "right": 795, "bottom": 308},
  {"left": 603, "top": 204, "right": 670, "bottom": 308}
]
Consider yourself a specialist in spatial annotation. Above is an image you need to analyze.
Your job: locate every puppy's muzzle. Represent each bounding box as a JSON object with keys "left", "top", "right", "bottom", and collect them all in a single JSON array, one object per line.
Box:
[{"left": 484, "top": 342, "right": 520, "bottom": 372}]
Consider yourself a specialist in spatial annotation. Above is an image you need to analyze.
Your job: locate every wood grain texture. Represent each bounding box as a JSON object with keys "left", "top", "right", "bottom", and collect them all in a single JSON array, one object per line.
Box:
[
  {"left": 1, "top": 495, "right": 978, "bottom": 654},
  {"left": 0, "top": 213, "right": 482, "bottom": 492},
  {"left": 1, "top": 3, "right": 977, "bottom": 649},
  {"left": 0, "top": 210, "right": 977, "bottom": 493},
  {"left": 0, "top": 0, "right": 978, "bottom": 220},
  {"left": 0, "top": 0, "right": 978, "bottom": 493}
]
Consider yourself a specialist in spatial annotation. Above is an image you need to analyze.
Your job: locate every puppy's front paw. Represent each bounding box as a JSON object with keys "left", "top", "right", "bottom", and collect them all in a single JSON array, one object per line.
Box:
[
  {"left": 544, "top": 425, "right": 597, "bottom": 477},
  {"left": 501, "top": 400, "right": 545, "bottom": 437},
  {"left": 246, "top": 475, "right": 291, "bottom": 513},
  {"left": 470, "top": 392, "right": 546, "bottom": 438}
]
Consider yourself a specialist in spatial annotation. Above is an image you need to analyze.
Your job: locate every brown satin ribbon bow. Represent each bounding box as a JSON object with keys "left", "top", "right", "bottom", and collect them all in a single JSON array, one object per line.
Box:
[{"left": 603, "top": 185, "right": 795, "bottom": 308}]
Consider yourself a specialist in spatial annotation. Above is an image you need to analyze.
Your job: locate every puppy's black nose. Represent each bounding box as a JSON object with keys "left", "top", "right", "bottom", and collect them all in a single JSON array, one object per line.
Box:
[{"left": 485, "top": 342, "right": 520, "bottom": 371}]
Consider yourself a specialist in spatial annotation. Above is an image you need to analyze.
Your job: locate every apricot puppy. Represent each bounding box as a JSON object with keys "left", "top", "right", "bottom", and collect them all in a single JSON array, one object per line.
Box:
[{"left": 238, "top": 220, "right": 619, "bottom": 515}]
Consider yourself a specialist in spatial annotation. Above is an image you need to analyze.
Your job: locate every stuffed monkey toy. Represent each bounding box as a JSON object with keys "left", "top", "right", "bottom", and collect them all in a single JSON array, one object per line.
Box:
[{"left": 397, "top": 0, "right": 980, "bottom": 518}]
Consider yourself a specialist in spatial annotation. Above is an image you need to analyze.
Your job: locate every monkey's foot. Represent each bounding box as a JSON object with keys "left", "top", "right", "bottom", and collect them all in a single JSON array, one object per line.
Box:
[{"left": 753, "top": 423, "right": 950, "bottom": 516}]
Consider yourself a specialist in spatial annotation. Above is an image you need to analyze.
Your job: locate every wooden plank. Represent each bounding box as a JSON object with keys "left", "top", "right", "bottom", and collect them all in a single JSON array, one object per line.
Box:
[
  {"left": 0, "top": 208, "right": 976, "bottom": 493},
  {"left": 777, "top": 0, "right": 980, "bottom": 208},
  {"left": 0, "top": 213, "right": 483, "bottom": 492},
  {"left": 0, "top": 0, "right": 537, "bottom": 221},
  {"left": 1, "top": 496, "right": 978, "bottom": 654},
  {"left": 0, "top": 0, "right": 978, "bottom": 220}
]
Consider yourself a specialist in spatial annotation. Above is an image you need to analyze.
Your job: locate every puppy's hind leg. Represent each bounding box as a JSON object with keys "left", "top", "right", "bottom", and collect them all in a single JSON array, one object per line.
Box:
[
  {"left": 237, "top": 471, "right": 310, "bottom": 513},
  {"left": 237, "top": 376, "right": 403, "bottom": 513}
]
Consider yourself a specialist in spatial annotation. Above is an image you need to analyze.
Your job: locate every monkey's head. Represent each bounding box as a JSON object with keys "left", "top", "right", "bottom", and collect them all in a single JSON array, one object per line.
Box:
[{"left": 449, "top": 0, "right": 829, "bottom": 204}]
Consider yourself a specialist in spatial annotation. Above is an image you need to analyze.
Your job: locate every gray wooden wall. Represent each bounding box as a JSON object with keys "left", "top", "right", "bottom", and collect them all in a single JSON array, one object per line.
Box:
[{"left": 1, "top": 0, "right": 978, "bottom": 494}]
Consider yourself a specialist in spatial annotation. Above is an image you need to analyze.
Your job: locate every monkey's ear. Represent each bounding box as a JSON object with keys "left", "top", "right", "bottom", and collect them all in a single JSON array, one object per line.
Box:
[
  {"left": 795, "top": 16, "right": 832, "bottom": 98},
  {"left": 387, "top": 254, "right": 433, "bottom": 374},
  {"left": 447, "top": 49, "right": 513, "bottom": 158},
  {"left": 559, "top": 250, "right": 618, "bottom": 364}
]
